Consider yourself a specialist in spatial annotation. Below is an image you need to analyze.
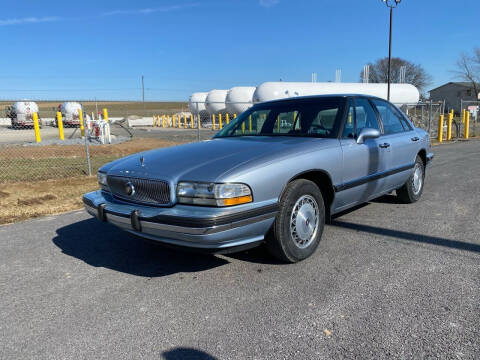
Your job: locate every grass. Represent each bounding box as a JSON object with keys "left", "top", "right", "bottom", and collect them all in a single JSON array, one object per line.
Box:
[
  {"left": 0, "top": 138, "right": 180, "bottom": 182},
  {"left": 0, "top": 177, "right": 99, "bottom": 224},
  {"left": 0, "top": 137, "right": 183, "bottom": 224}
]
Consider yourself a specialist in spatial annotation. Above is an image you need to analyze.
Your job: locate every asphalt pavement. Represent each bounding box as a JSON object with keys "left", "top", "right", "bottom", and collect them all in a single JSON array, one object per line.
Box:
[{"left": 1, "top": 140, "right": 479, "bottom": 359}]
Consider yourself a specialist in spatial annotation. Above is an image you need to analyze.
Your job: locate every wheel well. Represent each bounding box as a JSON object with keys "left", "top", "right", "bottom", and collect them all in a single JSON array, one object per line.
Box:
[
  {"left": 418, "top": 149, "right": 426, "bottom": 167},
  {"left": 290, "top": 170, "right": 335, "bottom": 219}
]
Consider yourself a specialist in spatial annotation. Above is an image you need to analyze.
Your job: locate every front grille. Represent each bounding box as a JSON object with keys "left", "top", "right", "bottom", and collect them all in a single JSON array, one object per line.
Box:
[{"left": 107, "top": 176, "right": 171, "bottom": 205}]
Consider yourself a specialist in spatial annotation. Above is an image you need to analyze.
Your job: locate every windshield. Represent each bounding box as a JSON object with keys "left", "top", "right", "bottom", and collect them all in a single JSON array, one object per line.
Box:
[{"left": 214, "top": 97, "right": 346, "bottom": 138}]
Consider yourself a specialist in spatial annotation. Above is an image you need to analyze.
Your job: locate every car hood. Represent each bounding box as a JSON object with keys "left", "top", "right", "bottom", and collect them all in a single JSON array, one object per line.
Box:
[{"left": 104, "top": 136, "right": 337, "bottom": 182}]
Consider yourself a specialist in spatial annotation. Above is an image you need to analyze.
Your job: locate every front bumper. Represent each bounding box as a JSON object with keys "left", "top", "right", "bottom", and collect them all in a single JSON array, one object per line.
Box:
[{"left": 83, "top": 190, "right": 277, "bottom": 250}]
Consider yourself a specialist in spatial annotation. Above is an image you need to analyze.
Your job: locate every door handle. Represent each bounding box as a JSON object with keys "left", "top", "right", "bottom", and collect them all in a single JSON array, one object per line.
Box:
[
  {"left": 379, "top": 143, "right": 390, "bottom": 148},
  {"left": 411, "top": 137, "right": 419, "bottom": 142}
]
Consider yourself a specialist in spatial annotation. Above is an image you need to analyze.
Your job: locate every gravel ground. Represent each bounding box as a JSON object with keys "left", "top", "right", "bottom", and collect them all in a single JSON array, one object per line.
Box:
[{"left": 0, "top": 140, "right": 479, "bottom": 360}]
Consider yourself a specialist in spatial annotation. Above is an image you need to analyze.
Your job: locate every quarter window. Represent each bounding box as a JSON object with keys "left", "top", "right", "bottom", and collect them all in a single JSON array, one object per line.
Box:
[{"left": 372, "top": 99, "right": 405, "bottom": 135}]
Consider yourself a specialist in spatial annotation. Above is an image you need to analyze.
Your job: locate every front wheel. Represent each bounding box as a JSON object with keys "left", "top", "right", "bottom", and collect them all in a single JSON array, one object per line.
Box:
[
  {"left": 396, "top": 155, "right": 425, "bottom": 203},
  {"left": 267, "top": 179, "right": 325, "bottom": 263}
]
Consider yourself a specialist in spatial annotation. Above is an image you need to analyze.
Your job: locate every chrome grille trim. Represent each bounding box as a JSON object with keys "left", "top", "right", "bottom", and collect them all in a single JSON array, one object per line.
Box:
[{"left": 107, "top": 175, "right": 170, "bottom": 205}]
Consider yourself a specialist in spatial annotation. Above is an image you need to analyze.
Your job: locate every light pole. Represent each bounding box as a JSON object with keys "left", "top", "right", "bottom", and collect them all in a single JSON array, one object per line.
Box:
[{"left": 382, "top": 0, "right": 401, "bottom": 101}]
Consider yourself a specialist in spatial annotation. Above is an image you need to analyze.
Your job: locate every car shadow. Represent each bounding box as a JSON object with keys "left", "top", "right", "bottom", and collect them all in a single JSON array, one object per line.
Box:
[
  {"left": 330, "top": 220, "right": 480, "bottom": 254},
  {"left": 162, "top": 347, "right": 218, "bottom": 360},
  {"left": 52, "top": 218, "right": 229, "bottom": 277},
  {"left": 370, "top": 193, "right": 404, "bottom": 204}
]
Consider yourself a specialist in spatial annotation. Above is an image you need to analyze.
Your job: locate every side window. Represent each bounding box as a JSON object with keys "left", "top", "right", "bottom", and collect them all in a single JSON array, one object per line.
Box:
[
  {"left": 342, "top": 100, "right": 355, "bottom": 138},
  {"left": 355, "top": 98, "right": 380, "bottom": 134},
  {"left": 372, "top": 99, "right": 405, "bottom": 135}
]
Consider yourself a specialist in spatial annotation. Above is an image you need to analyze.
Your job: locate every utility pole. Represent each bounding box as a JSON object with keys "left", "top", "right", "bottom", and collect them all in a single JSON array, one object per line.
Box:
[{"left": 141, "top": 75, "right": 145, "bottom": 112}]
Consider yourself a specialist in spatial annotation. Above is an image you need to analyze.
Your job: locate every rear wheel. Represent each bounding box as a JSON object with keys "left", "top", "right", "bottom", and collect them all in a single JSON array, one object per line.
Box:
[
  {"left": 267, "top": 179, "right": 325, "bottom": 263},
  {"left": 396, "top": 155, "right": 425, "bottom": 203}
]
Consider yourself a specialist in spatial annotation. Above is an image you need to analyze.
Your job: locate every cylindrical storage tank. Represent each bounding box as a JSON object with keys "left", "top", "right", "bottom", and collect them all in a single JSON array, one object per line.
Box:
[
  {"left": 226, "top": 86, "right": 256, "bottom": 114},
  {"left": 188, "top": 92, "right": 208, "bottom": 114},
  {"left": 13, "top": 101, "right": 39, "bottom": 116},
  {"left": 60, "top": 102, "right": 82, "bottom": 116},
  {"left": 205, "top": 89, "right": 229, "bottom": 115},
  {"left": 253, "top": 82, "right": 420, "bottom": 105}
]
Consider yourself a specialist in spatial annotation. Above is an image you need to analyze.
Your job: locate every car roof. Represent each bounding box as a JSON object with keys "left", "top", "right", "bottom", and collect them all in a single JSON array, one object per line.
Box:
[{"left": 255, "top": 94, "right": 388, "bottom": 106}]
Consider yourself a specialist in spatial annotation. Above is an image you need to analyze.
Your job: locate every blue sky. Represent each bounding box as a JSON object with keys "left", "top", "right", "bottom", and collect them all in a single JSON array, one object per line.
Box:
[{"left": 0, "top": 0, "right": 478, "bottom": 101}]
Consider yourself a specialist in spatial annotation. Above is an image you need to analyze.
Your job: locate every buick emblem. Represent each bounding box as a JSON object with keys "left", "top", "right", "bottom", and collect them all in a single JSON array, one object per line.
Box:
[{"left": 125, "top": 181, "right": 135, "bottom": 196}]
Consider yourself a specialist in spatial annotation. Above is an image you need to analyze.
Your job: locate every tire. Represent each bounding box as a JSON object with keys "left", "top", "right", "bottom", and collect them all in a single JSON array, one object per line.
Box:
[
  {"left": 267, "top": 179, "right": 325, "bottom": 263},
  {"left": 396, "top": 155, "right": 425, "bottom": 203}
]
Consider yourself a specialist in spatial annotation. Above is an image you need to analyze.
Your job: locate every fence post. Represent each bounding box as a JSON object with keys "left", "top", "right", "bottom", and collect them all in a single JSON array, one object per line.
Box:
[
  {"left": 464, "top": 111, "right": 470, "bottom": 139},
  {"left": 446, "top": 109, "right": 453, "bottom": 141},
  {"left": 56, "top": 112, "right": 65, "bottom": 140},
  {"left": 32, "top": 112, "right": 41, "bottom": 143},
  {"left": 103, "top": 108, "right": 109, "bottom": 122},
  {"left": 437, "top": 114, "right": 444, "bottom": 142},
  {"left": 196, "top": 103, "right": 200, "bottom": 142},
  {"left": 78, "top": 108, "right": 85, "bottom": 137},
  {"left": 84, "top": 121, "right": 92, "bottom": 177}
]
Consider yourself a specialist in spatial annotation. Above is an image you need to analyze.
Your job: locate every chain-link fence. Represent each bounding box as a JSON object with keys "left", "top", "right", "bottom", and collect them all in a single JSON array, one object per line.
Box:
[
  {"left": 0, "top": 100, "right": 193, "bottom": 183},
  {"left": 0, "top": 98, "right": 477, "bottom": 184}
]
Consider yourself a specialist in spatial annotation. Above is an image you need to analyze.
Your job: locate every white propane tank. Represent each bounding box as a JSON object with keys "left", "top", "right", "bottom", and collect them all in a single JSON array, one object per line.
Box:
[
  {"left": 188, "top": 92, "right": 208, "bottom": 114},
  {"left": 13, "top": 101, "right": 39, "bottom": 115},
  {"left": 226, "top": 86, "right": 256, "bottom": 114},
  {"left": 61, "top": 102, "right": 82, "bottom": 116},
  {"left": 205, "top": 89, "right": 229, "bottom": 115},
  {"left": 253, "top": 82, "right": 420, "bottom": 105}
]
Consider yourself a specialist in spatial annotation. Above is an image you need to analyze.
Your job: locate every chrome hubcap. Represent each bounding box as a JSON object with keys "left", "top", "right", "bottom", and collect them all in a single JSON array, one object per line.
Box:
[
  {"left": 290, "top": 195, "right": 319, "bottom": 248},
  {"left": 412, "top": 163, "right": 423, "bottom": 195}
]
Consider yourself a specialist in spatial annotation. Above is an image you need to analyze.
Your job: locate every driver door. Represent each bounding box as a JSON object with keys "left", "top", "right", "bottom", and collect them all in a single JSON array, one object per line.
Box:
[{"left": 336, "top": 98, "right": 388, "bottom": 210}]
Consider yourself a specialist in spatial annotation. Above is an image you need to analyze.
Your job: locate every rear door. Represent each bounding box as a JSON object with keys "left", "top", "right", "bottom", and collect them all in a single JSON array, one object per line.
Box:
[
  {"left": 336, "top": 97, "right": 388, "bottom": 211},
  {"left": 370, "top": 98, "right": 418, "bottom": 191}
]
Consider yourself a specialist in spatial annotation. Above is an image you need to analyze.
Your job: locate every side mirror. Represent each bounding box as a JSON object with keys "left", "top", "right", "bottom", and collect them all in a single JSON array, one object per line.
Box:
[{"left": 356, "top": 128, "right": 380, "bottom": 144}]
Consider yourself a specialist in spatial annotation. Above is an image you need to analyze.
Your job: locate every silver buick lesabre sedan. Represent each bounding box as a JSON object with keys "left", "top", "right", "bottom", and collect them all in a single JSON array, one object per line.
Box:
[{"left": 83, "top": 95, "right": 433, "bottom": 262}]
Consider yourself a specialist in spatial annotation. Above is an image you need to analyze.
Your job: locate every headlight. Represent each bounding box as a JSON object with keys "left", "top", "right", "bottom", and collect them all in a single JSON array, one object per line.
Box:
[
  {"left": 177, "top": 182, "right": 252, "bottom": 206},
  {"left": 97, "top": 172, "right": 108, "bottom": 186}
]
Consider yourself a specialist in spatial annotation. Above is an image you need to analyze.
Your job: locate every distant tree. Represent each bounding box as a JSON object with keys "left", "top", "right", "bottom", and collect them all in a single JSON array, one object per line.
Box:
[
  {"left": 453, "top": 48, "right": 480, "bottom": 99},
  {"left": 360, "top": 57, "right": 432, "bottom": 93}
]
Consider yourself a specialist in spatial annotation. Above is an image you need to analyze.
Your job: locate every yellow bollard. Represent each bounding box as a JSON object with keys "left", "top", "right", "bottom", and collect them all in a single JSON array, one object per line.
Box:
[
  {"left": 226, "top": 113, "right": 230, "bottom": 125},
  {"left": 102, "top": 108, "right": 109, "bottom": 122},
  {"left": 173, "top": 115, "right": 176, "bottom": 127},
  {"left": 234, "top": 114, "right": 237, "bottom": 118},
  {"left": 446, "top": 109, "right": 453, "bottom": 141},
  {"left": 162, "top": 115, "right": 165, "bottom": 128},
  {"left": 78, "top": 108, "right": 85, "bottom": 137},
  {"left": 219, "top": 114, "right": 223, "bottom": 130},
  {"left": 32, "top": 112, "right": 41, "bottom": 143},
  {"left": 190, "top": 114, "right": 194, "bottom": 128},
  {"left": 242, "top": 122, "right": 245, "bottom": 134},
  {"left": 56, "top": 112, "right": 65, "bottom": 141},
  {"left": 153, "top": 115, "right": 156, "bottom": 126},
  {"left": 249, "top": 115, "right": 252, "bottom": 132},
  {"left": 461, "top": 109, "right": 466, "bottom": 124},
  {"left": 464, "top": 111, "right": 470, "bottom": 139},
  {"left": 437, "top": 114, "right": 444, "bottom": 142},
  {"left": 212, "top": 114, "right": 216, "bottom": 130},
  {"left": 277, "top": 116, "right": 280, "bottom": 131}
]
